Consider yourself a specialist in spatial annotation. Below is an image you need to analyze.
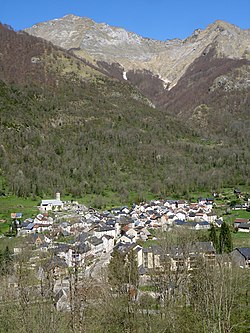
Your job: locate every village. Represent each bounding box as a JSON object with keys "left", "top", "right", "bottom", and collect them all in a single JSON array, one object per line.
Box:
[{"left": 5, "top": 191, "right": 250, "bottom": 310}]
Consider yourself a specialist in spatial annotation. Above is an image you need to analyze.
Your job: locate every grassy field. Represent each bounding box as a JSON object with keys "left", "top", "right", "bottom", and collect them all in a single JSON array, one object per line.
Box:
[
  {"left": 76, "top": 190, "right": 157, "bottom": 210},
  {"left": 0, "top": 196, "right": 39, "bottom": 234},
  {"left": 78, "top": 186, "right": 250, "bottom": 209},
  {"left": 230, "top": 209, "right": 250, "bottom": 219},
  {"left": 222, "top": 209, "right": 250, "bottom": 226},
  {"left": 232, "top": 232, "right": 250, "bottom": 248}
]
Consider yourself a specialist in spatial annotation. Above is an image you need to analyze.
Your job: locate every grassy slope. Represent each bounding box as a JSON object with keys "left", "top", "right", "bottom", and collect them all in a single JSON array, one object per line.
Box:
[
  {"left": 0, "top": 196, "right": 39, "bottom": 234},
  {"left": 232, "top": 232, "right": 250, "bottom": 247}
]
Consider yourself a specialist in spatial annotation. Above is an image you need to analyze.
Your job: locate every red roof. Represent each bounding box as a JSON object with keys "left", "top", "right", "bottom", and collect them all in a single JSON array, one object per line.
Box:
[{"left": 234, "top": 218, "right": 249, "bottom": 223}]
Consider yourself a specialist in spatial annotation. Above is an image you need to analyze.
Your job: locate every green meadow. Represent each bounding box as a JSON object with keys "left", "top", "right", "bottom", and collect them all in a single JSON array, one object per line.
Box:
[{"left": 0, "top": 196, "right": 39, "bottom": 234}]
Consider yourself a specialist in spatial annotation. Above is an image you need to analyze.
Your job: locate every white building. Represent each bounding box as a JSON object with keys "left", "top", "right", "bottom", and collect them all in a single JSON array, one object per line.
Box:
[{"left": 40, "top": 192, "right": 63, "bottom": 212}]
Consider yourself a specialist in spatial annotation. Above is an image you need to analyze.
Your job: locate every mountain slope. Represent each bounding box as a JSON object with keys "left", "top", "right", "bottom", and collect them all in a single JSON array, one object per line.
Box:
[
  {"left": 158, "top": 47, "right": 250, "bottom": 135},
  {"left": 1, "top": 23, "right": 250, "bottom": 203},
  {"left": 24, "top": 16, "right": 250, "bottom": 90},
  {"left": 24, "top": 16, "right": 250, "bottom": 138}
]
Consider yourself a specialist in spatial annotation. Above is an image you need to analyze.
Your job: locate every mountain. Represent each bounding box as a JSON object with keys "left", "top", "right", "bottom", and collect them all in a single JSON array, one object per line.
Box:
[
  {"left": 24, "top": 15, "right": 250, "bottom": 89},
  {"left": 0, "top": 23, "right": 209, "bottom": 202},
  {"left": 24, "top": 15, "right": 250, "bottom": 138},
  {"left": 0, "top": 23, "right": 165, "bottom": 199},
  {"left": 1, "top": 21, "right": 250, "bottom": 203}
]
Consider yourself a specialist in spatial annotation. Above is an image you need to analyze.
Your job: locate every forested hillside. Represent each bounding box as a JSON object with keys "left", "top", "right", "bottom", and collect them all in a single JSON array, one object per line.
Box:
[{"left": 0, "top": 24, "right": 250, "bottom": 203}]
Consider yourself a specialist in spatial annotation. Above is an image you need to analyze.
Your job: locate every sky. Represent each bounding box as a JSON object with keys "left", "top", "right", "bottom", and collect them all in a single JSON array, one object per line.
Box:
[{"left": 1, "top": 0, "right": 250, "bottom": 40}]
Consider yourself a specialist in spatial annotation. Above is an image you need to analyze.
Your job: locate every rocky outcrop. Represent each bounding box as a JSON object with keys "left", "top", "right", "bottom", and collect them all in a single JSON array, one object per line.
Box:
[{"left": 24, "top": 16, "right": 250, "bottom": 91}]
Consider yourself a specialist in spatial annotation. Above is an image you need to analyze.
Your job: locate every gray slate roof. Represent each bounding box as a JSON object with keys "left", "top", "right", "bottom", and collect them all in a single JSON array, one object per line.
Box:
[{"left": 236, "top": 248, "right": 250, "bottom": 259}]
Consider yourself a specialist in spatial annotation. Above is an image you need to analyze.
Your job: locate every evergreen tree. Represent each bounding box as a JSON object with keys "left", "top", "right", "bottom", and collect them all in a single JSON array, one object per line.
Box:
[
  {"left": 209, "top": 225, "right": 219, "bottom": 252},
  {"left": 12, "top": 220, "right": 18, "bottom": 236},
  {"left": 125, "top": 251, "right": 139, "bottom": 288},
  {"left": 219, "top": 222, "right": 233, "bottom": 253},
  {"left": 0, "top": 246, "right": 13, "bottom": 275},
  {"left": 0, "top": 249, "right": 3, "bottom": 273},
  {"left": 108, "top": 249, "right": 139, "bottom": 294},
  {"left": 108, "top": 250, "right": 126, "bottom": 292},
  {"left": 3, "top": 246, "right": 12, "bottom": 262}
]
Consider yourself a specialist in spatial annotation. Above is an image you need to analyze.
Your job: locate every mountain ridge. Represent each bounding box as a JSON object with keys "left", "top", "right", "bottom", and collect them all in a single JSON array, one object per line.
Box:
[
  {"left": 24, "top": 15, "right": 250, "bottom": 93},
  {"left": 24, "top": 15, "right": 249, "bottom": 43}
]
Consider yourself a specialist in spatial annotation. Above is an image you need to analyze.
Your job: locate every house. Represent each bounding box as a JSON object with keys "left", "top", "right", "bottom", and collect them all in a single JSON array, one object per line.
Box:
[
  {"left": 164, "top": 200, "right": 177, "bottom": 210},
  {"left": 53, "top": 244, "right": 70, "bottom": 264},
  {"left": 195, "top": 212, "right": 208, "bottom": 222},
  {"left": 121, "top": 206, "right": 130, "bottom": 215},
  {"left": 126, "top": 228, "right": 138, "bottom": 240},
  {"left": 111, "top": 207, "right": 122, "bottom": 215},
  {"left": 206, "top": 198, "right": 215, "bottom": 205},
  {"left": 198, "top": 197, "right": 207, "bottom": 205},
  {"left": 33, "top": 223, "right": 52, "bottom": 233},
  {"left": 207, "top": 212, "right": 217, "bottom": 224},
  {"left": 141, "top": 246, "right": 161, "bottom": 270},
  {"left": 60, "top": 230, "right": 71, "bottom": 237},
  {"left": 133, "top": 245, "right": 143, "bottom": 267},
  {"left": 174, "top": 220, "right": 187, "bottom": 227},
  {"left": 161, "top": 242, "right": 215, "bottom": 272},
  {"left": 175, "top": 211, "right": 186, "bottom": 221},
  {"left": 231, "top": 248, "right": 250, "bottom": 268},
  {"left": 173, "top": 219, "right": 209, "bottom": 230},
  {"left": 190, "top": 221, "right": 210, "bottom": 230},
  {"left": 237, "top": 223, "right": 250, "bottom": 233},
  {"left": 234, "top": 188, "right": 241, "bottom": 196},
  {"left": 234, "top": 218, "right": 249, "bottom": 228},
  {"left": 215, "top": 219, "right": 223, "bottom": 228},
  {"left": 34, "top": 214, "right": 53, "bottom": 225},
  {"left": 29, "top": 233, "right": 52, "bottom": 247},
  {"left": 192, "top": 242, "right": 216, "bottom": 264},
  {"left": 73, "top": 243, "right": 92, "bottom": 265},
  {"left": 75, "top": 232, "right": 88, "bottom": 244},
  {"left": 176, "top": 200, "right": 187, "bottom": 208},
  {"left": 138, "top": 228, "right": 152, "bottom": 241},
  {"left": 160, "top": 214, "right": 169, "bottom": 226},
  {"left": 188, "top": 212, "right": 196, "bottom": 221},
  {"left": 233, "top": 204, "right": 245, "bottom": 210},
  {"left": 113, "top": 243, "right": 143, "bottom": 268},
  {"left": 93, "top": 225, "right": 117, "bottom": 239},
  {"left": 102, "top": 235, "right": 114, "bottom": 253},
  {"left": 55, "top": 243, "right": 91, "bottom": 267},
  {"left": 89, "top": 237, "right": 104, "bottom": 255},
  {"left": 40, "top": 192, "right": 63, "bottom": 212},
  {"left": 19, "top": 222, "right": 35, "bottom": 234},
  {"left": 118, "top": 234, "right": 135, "bottom": 244},
  {"left": 139, "top": 242, "right": 216, "bottom": 275}
]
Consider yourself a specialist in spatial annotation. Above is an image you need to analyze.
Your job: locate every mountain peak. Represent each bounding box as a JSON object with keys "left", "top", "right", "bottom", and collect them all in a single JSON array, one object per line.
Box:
[
  {"left": 23, "top": 15, "right": 250, "bottom": 91},
  {"left": 24, "top": 15, "right": 169, "bottom": 61},
  {"left": 207, "top": 20, "right": 241, "bottom": 33},
  {"left": 61, "top": 14, "right": 95, "bottom": 24},
  {"left": 62, "top": 14, "right": 81, "bottom": 19}
]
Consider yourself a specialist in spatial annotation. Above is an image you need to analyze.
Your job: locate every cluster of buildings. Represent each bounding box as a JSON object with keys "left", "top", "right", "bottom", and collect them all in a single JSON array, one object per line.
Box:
[
  {"left": 9, "top": 192, "right": 250, "bottom": 310},
  {"left": 13, "top": 193, "right": 250, "bottom": 271},
  {"left": 18, "top": 194, "right": 222, "bottom": 245}
]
